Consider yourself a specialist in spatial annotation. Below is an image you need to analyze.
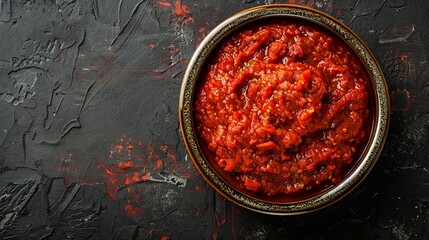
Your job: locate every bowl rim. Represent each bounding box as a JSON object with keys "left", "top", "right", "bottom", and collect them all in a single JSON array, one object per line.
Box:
[{"left": 179, "top": 4, "right": 390, "bottom": 215}]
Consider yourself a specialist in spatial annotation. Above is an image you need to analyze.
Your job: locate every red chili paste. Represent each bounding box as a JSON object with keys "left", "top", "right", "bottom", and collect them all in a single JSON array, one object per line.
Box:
[{"left": 194, "top": 21, "right": 369, "bottom": 196}]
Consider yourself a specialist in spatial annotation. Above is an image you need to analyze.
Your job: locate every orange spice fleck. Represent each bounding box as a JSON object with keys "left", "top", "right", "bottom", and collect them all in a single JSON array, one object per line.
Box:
[
  {"left": 141, "top": 172, "right": 150, "bottom": 181},
  {"left": 116, "top": 145, "right": 123, "bottom": 153},
  {"left": 118, "top": 160, "right": 133, "bottom": 170},
  {"left": 156, "top": 159, "right": 163, "bottom": 169},
  {"left": 158, "top": 1, "right": 171, "bottom": 7},
  {"left": 173, "top": 1, "right": 190, "bottom": 15},
  {"left": 167, "top": 151, "right": 176, "bottom": 160},
  {"left": 183, "top": 16, "right": 194, "bottom": 24},
  {"left": 126, "top": 144, "right": 133, "bottom": 151},
  {"left": 125, "top": 172, "right": 140, "bottom": 185}
]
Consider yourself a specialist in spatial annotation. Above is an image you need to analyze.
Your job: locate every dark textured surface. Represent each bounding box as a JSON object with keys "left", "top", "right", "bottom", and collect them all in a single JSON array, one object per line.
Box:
[{"left": 0, "top": 0, "right": 428, "bottom": 239}]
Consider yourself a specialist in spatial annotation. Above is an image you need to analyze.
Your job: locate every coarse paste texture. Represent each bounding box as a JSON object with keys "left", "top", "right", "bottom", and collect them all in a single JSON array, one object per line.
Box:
[{"left": 195, "top": 21, "right": 369, "bottom": 196}]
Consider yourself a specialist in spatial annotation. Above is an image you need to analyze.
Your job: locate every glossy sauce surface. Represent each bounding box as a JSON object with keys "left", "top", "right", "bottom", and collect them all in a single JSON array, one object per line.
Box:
[{"left": 195, "top": 21, "right": 369, "bottom": 196}]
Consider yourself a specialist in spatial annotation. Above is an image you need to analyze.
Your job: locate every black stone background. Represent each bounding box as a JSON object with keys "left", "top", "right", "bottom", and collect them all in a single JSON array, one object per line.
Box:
[{"left": 0, "top": 0, "right": 428, "bottom": 239}]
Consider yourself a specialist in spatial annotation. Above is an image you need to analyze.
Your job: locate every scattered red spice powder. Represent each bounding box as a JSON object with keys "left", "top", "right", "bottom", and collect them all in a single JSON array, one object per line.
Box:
[
  {"left": 173, "top": 1, "right": 189, "bottom": 15},
  {"left": 158, "top": 1, "right": 172, "bottom": 7},
  {"left": 123, "top": 203, "right": 140, "bottom": 216},
  {"left": 93, "top": 136, "right": 192, "bottom": 201}
]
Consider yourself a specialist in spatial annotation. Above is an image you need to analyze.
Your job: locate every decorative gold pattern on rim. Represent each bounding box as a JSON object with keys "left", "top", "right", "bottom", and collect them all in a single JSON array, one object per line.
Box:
[{"left": 179, "top": 4, "right": 390, "bottom": 215}]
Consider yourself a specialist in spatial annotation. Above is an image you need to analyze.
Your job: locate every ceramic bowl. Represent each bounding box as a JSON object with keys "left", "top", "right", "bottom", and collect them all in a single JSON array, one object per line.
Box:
[{"left": 179, "top": 4, "right": 390, "bottom": 215}]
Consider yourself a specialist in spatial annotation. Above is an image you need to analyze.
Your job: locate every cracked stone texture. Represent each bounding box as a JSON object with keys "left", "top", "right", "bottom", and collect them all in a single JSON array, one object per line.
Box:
[{"left": 0, "top": 0, "right": 428, "bottom": 239}]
